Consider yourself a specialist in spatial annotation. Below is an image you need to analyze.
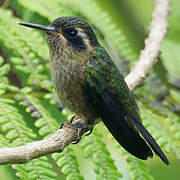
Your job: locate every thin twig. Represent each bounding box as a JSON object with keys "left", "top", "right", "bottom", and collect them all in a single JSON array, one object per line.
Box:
[
  {"left": 0, "top": 0, "right": 170, "bottom": 165},
  {"left": 125, "top": 0, "right": 170, "bottom": 91},
  {"left": 0, "top": 123, "right": 78, "bottom": 165}
]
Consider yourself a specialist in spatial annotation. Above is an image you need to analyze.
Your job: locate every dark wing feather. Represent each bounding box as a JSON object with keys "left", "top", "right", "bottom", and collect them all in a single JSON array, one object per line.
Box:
[
  {"left": 84, "top": 85, "right": 153, "bottom": 160},
  {"left": 84, "top": 46, "right": 169, "bottom": 164}
]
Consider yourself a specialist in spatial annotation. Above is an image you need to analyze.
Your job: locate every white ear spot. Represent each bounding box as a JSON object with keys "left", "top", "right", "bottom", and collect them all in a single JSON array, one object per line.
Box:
[{"left": 75, "top": 27, "right": 94, "bottom": 50}]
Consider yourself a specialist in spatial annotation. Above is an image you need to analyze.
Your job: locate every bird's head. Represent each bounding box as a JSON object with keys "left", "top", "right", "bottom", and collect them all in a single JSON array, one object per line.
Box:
[{"left": 19, "top": 17, "right": 99, "bottom": 61}]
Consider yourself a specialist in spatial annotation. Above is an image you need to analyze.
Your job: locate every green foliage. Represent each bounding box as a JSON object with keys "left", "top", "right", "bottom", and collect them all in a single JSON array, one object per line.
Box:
[
  {"left": 0, "top": 99, "right": 57, "bottom": 179},
  {"left": 0, "top": 56, "right": 19, "bottom": 95},
  {"left": 80, "top": 129, "right": 122, "bottom": 180},
  {"left": 52, "top": 149, "right": 84, "bottom": 180},
  {"left": 13, "top": 0, "right": 77, "bottom": 21},
  {"left": 12, "top": 157, "right": 57, "bottom": 180},
  {"left": 100, "top": 126, "right": 154, "bottom": 180},
  {"left": 122, "top": 152, "right": 154, "bottom": 180},
  {"left": 0, "top": 0, "right": 180, "bottom": 180}
]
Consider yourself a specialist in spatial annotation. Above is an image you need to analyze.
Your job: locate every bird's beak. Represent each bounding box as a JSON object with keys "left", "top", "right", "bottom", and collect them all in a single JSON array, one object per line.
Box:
[{"left": 19, "top": 22, "right": 56, "bottom": 33}]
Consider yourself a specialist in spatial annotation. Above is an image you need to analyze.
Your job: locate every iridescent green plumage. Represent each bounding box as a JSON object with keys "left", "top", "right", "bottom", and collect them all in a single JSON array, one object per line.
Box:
[
  {"left": 20, "top": 16, "right": 169, "bottom": 165},
  {"left": 84, "top": 45, "right": 157, "bottom": 160}
]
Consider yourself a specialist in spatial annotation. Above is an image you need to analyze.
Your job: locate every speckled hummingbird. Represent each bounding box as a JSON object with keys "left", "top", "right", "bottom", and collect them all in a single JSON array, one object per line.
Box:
[{"left": 20, "top": 16, "right": 169, "bottom": 165}]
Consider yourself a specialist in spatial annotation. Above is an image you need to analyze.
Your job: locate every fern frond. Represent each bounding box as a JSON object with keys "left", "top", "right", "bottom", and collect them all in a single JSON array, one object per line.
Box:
[
  {"left": 0, "top": 100, "right": 36, "bottom": 145},
  {"left": 0, "top": 56, "right": 19, "bottom": 95},
  {"left": 0, "top": 9, "right": 50, "bottom": 88},
  {"left": 0, "top": 134, "right": 10, "bottom": 148},
  {"left": 52, "top": 149, "right": 84, "bottom": 180},
  {"left": 12, "top": 156, "right": 57, "bottom": 180},
  {"left": 0, "top": 98, "right": 57, "bottom": 179},
  {"left": 12, "top": 0, "right": 77, "bottom": 22},
  {"left": 16, "top": 94, "right": 84, "bottom": 179},
  {"left": 80, "top": 128, "right": 122, "bottom": 180},
  {"left": 0, "top": 9, "right": 48, "bottom": 59},
  {"left": 99, "top": 125, "right": 154, "bottom": 180},
  {"left": 121, "top": 151, "right": 154, "bottom": 180},
  {"left": 20, "top": 94, "right": 59, "bottom": 137}
]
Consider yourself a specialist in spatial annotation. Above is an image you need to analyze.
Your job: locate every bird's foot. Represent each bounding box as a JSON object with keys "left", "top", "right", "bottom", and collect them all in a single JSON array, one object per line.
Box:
[
  {"left": 85, "top": 127, "right": 94, "bottom": 136},
  {"left": 70, "top": 115, "right": 80, "bottom": 123},
  {"left": 60, "top": 120, "right": 91, "bottom": 144}
]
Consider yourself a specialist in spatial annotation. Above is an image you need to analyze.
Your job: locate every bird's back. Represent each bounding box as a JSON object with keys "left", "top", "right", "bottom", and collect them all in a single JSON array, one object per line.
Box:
[{"left": 84, "top": 46, "right": 169, "bottom": 164}]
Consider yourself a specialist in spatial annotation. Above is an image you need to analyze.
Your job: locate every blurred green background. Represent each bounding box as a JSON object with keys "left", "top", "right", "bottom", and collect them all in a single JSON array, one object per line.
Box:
[{"left": 0, "top": 0, "right": 180, "bottom": 179}]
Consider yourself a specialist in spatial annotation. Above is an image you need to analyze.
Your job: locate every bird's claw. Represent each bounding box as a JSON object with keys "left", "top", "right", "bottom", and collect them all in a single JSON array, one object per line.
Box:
[
  {"left": 71, "top": 135, "right": 81, "bottom": 144},
  {"left": 59, "top": 121, "right": 82, "bottom": 144},
  {"left": 59, "top": 122, "right": 67, "bottom": 129},
  {"left": 70, "top": 115, "right": 75, "bottom": 123},
  {"left": 60, "top": 119, "right": 94, "bottom": 145},
  {"left": 70, "top": 115, "right": 80, "bottom": 123},
  {"left": 85, "top": 128, "right": 93, "bottom": 136}
]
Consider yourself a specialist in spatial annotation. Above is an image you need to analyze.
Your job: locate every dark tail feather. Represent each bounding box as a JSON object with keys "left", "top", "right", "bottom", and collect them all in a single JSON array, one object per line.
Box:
[
  {"left": 101, "top": 91, "right": 154, "bottom": 160},
  {"left": 84, "top": 85, "right": 169, "bottom": 164},
  {"left": 102, "top": 114, "right": 153, "bottom": 160},
  {"left": 129, "top": 117, "right": 169, "bottom": 165}
]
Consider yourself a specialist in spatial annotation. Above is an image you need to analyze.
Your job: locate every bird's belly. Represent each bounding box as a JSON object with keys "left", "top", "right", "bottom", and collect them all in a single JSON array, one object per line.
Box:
[{"left": 50, "top": 61, "right": 97, "bottom": 122}]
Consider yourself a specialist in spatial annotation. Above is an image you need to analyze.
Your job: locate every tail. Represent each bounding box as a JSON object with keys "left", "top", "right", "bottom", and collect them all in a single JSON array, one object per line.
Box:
[
  {"left": 102, "top": 114, "right": 153, "bottom": 160},
  {"left": 83, "top": 85, "right": 169, "bottom": 164},
  {"left": 128, "top": 116, "right": 169, "bottom": 165},
  {"left": 101, "top": 90, "right": 169, "bottom": 165}
]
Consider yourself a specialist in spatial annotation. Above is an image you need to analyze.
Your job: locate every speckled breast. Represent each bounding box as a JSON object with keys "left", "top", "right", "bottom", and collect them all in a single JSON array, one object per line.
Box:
[{"left": 50, "top": 53, "right": 97, "bottom": 122}]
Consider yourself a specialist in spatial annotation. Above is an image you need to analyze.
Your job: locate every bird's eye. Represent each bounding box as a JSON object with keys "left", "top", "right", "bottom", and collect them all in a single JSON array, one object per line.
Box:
[{"left": 67, "top": 30, "right": 78, "bottom": 38}]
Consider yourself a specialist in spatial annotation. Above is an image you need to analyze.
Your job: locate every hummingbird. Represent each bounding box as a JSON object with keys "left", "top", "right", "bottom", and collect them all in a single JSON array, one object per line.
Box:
[{"left": 19, "top": 16, "right": 169, "bottom": 165}]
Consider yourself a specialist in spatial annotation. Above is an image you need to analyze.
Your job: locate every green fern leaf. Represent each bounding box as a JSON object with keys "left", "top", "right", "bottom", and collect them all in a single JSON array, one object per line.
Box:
[
  {"left": 80, "top": 128, "right": 122, "bottom": 180},
  {"left": 0, "top": 98, "right": 57, "bottom": 179},
  {"left": 17, "top": 94, "right": 84, "bottom": 179}
]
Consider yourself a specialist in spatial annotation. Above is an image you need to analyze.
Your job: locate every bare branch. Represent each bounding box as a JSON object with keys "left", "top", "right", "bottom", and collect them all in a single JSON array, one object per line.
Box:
[
  {"left": 125, "top": 0, "right": 170, "bottom": 91},
  {"left": 0, "top": 123, "right": 78, "bottom": 165},
  {"left": 0, "top": 0, "right": 170, "bottom": 165}
]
